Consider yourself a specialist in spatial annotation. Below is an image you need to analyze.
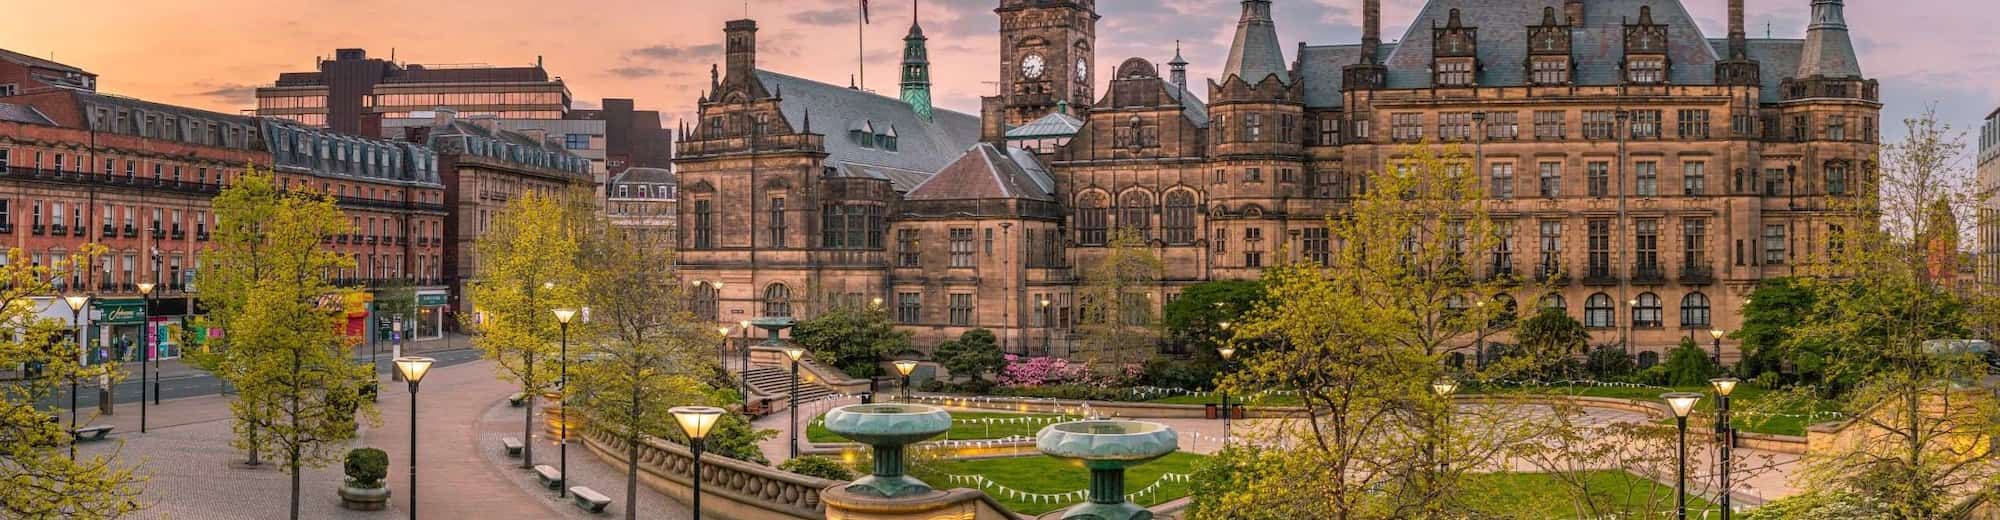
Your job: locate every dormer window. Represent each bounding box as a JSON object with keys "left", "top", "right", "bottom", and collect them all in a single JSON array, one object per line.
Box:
[
  {"left": 1628, "top": 57, "right": 1665, "bottom": 84},
  {"left": 1436, "top": 60, "right": 1474, "bottom": 87},
  {"left": 1531, "top": 57, "right": 1569, "bottom": 85}
]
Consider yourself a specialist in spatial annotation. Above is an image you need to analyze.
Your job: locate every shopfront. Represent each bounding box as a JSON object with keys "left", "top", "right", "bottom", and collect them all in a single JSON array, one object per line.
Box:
[
  {"left": 414, "top": 290, "right": 447, "bottom": 340},
  {"left": 90, "top": 298, "right": 147, "bottom": 363},
  {"left": 343, "top": 292, "right": 372, "bottom": 338}
]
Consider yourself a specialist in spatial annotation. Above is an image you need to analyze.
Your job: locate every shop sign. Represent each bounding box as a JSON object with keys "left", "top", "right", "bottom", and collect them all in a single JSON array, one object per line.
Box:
[
  {"left": 92, "top": 299, "right": 147, "bottom": 325},
  {"left": 417, "top": 293, "right": 448, "bottom": 306}
]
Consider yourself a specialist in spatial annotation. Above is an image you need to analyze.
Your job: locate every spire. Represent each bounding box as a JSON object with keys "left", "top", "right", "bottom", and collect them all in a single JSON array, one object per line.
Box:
[
  {"left": 1169, "top": 40, "right": 1189, "bottom": 91},
  {"left": 901, "top": 0, "right": 935, "bottom": 122},
  {"left": 1798, "top": 0, "right": 1862, "bottom": 78},
  {"left": 1222, "top": 0, "right": 1290, "bottom": 85}
]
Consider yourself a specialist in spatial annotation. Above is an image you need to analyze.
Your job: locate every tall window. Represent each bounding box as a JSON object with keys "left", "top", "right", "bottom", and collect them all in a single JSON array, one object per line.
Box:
[
  {"left": 693, "top": 283, "right": 719, "bottom": 321},
  {"left": 1683, "top": 218, "right": 1708, "bottom": 267},
  {"left": 1392, "top": 113, "right": 1424, "bottom": 141},
  {"left": 1244, "top": 227, "right": 1264, "bottom": 268},
  {"left": 1635, "top": 219, "right": 1660, "bottom": 273},
  {"left": 1534, "top": 111, "right": 1566, "bottom": 139},
  {"left": 949, "top": 293, "right": 973, "bottom": 325},
  {"left": 1587, "top": 161, "right": 1610, "bottom": 197},
  {"left": 762, "top": 284, "right": 792, "bottom": 318},
  {"left": 1244, "top": 113, "right": 1263, "bottom": 141},
  {"left": 1585, "top": 293, "right": 1615, "bottom": 328},
  {"left": 1486, "top": 112, "right": 1519, "bottom": 140},
  {"left": 693, "top": 200, "right": 714, "bottom": 249},
  {"left": 1163, "top": 191, "right": 1196, "bottom": 245},
  {"left": 1539, "top": 162, "right": 1562, "bottom": 198},
  {"left": 1304, "top": 227, "right": 1331, "bottom": 267},
  {"left": 1120, "top": 192, "right": 1152, "bottom": 239},
  {"left": 1764, "top": 168, "right": 1787, "bottom": 196},
  {"left": 1628, "top": 57, "right": 1665, "bottom": 83},
  {"left": 1439, "top": 112, "right": 1472, "bottom": 141},
  {"left": 821, "top": 204, "right": 883, "bottom": 249},
  {"left": 1630, "top": 110, "right": 1662, "bottom": 139},
  {"left": 1532, "top": 57, "right": 1569, "bottom": 85},
  {"left": 1634, "top": 293, "right": 1663, "bottom": 328},
  {"left": 1826, "top": 163, "right": 1849, "bottom": 195},
  {"left": 1490, "top": 163, "right": 1515, "bottom": 199},
  {"left": 1078, "top": 193, "right": 1108, "bottom": 245},
  {"left": 1587, "top": 219, "right": 1611, "bottom": 277},
  {"left": 1436, "top": 61, "right": 1474, "bottom": 86},
  {"left": 1677, "top": 109, "right": 1710, "bottom": 139},
  {"left": 896, "top": 229, "right": 921, "bottom": 267},
  {"left": 1681, "top": 292, "right": 1711, "bottom": 327},
  {"left": 1583, "top": 111, "right": 1616, "bottom": 139},
  {"left": 1763, "top": 225, "right": 1787, "bottom": 265},
  {"left": 1682, "top": 162, "right": 1706, "bottom": 196},
  {"left": 949, "top": 228, "right": 975, "bottom": 267},
  {"left": 1318, "top": 116, "right": 1341, "bottom": 145},
  {"left": 1539, "top": 220, "right": 1564, "bottom": 275},
  {"left": 768, "top": 197, "right": 786, "bottom": 248},
  {"left": 1492, "top": 221, "right": 1514, "bottom": 274},
  {"left": 1635, "top": 161, "right": 1659, "bottom": 197},
  {"left": 897, "top": 292, "right": 922, "bottom": 323}
]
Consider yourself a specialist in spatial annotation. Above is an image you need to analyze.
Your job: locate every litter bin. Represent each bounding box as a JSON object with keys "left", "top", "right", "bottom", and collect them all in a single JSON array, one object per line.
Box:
[{"left": 1204, "top": 403, "right": 1219, "bottom": 419}]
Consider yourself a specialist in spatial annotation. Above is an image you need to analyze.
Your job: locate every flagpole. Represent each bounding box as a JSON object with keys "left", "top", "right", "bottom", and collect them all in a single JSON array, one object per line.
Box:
[{"left": 858, "top": 0, "right": 865, "bottom": 92}]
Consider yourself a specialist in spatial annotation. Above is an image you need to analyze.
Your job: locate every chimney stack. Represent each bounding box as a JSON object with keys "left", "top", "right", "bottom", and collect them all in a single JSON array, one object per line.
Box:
[
  {"left": 1363, "top": 0, "right": 1381, "bottom": 49},
  {"left": 1728, "top": 0, "right": 1748, "bottom": 58},
  {"left": 1566, "top": 0, "right": 1585, "bottom": 26}
]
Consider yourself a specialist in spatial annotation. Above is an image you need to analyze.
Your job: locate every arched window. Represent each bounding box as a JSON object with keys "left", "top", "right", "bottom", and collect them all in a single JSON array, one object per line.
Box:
[
  {"left": 763, "top": 283, "right": 792, "bottom": 318},
  {"left": 1584, "top": 293, "right": 1615, "bottom": 328},
  {"left": 1637, "top": 350, "right": 1661, "bottom": 368},
  {"left": 1634, "top": 292, "right": 1663, "bottom": 328},
  {"left": 693, "top": 283, "right": 719, "bottom": 321},
  {"left": 1120, "top": 191, "right": 1152, "bottom": 240},
  {"left": 1078, "top": 192, "right": 1109, "bottom": 245},
  {"left": 1163, "top": 191, "right": 1196, "bottom": 245},
  {"left": 1680, "top": 292, "right": 1711, "bottom": 327},
  {"left": 1539, "top": 293, "right": 1567, "bottom": 312}
]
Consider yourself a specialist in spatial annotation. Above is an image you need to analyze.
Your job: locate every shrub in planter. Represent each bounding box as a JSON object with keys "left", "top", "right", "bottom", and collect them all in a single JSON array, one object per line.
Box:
[
  {"left": 338, "top": 447, "right": 391, "bottom": 511},
  {"left": 779, "top": 455, "right": 854, "bottom": 481}
]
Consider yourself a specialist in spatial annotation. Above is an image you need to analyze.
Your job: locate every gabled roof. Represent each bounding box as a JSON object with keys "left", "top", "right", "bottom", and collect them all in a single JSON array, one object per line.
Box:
[
  {"left": 0, "top": 48, "right": 88, "bottom": 74},
  {"left": 754, "top": 70, "right": 981, "bottom": 189},
  {"left": 1374, "top": 0, "right": 1719, "bottom": 89},
  {"left": 1007, "top": 111, "right": 1084, "bottom": 139},
  {"left": 905, "top": 143, "right": 1054, "bottom": 202},
  {"left": 0, "top": 103, "right": 53, "bottom": 126},
  {"left": 613, "top": 167, "right": 675, "bottom": 185}
]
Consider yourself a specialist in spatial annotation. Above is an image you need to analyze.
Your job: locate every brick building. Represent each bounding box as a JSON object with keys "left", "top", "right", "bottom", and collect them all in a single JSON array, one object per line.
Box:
[
  {"left": 255, "top": 48, "right": 570, "bottom": 134},
  {"left": 605, "top": 166, "right": 676, "bottom": 244},
  {"left": 0, "top": 48, "right": 96, "bottom": 98},
  {"left": 684, "top": 0, "right": 1880, "bottom": 364}
]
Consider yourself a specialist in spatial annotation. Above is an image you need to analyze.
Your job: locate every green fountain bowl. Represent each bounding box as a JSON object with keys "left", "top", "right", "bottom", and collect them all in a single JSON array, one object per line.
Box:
[
  {"left": 749, "top": 317, "right": 797, "bottom": 330},
  {"left": 1036, "top": 420, "right": 1178, "bottom": 470},
  {"left": 822, "top": 403, "right": 952, "bottom": 446}
]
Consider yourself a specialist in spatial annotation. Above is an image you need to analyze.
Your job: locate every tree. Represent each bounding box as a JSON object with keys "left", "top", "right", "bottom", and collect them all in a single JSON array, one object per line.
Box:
[
  {"left": 1736, "top": 277, "right": 1823, "bottom": 386},
  {"left": 0, "top": 248, "right": 144, "bottom": 519},
  {"left": 1075, "top": 227, "right": 1164, "bottom": 369},
  {"left": 935, "top": 329, "right": 1004, "bottom": 382},
  {"left": 1514, "top": 307, "right": 1591, "bottom": 378},
  {"left": 1204, "top": 142, "right": 1544, "bottom": 519},
  {"left": 1162, "top": 280, "right": 1266, "bottom": 361},
  {"left": 193, "top": 168, "right": 374, "bottom": 519},
  {"left": 791, "top": 304, "right": 909, "bottom": 379},
  {"left": 1776, "top": 108, "right": 2000, "bottom": 516},
  {"left": 468, "top": 191, "right": 583, "bottom": 470},
  {"left": 1661, "top": 337, "right": 1719, "bottom": 387}
]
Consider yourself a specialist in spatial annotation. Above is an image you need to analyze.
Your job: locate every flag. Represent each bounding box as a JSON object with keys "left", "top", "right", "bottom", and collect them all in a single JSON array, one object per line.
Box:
[{"left": 860, "top": 0, "right": 870, "bottom": 23}]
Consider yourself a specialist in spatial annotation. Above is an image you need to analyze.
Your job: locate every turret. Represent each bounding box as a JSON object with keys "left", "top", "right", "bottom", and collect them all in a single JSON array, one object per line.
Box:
[{"left": 900, "top": 12, "right": 934, "bottom": 121}]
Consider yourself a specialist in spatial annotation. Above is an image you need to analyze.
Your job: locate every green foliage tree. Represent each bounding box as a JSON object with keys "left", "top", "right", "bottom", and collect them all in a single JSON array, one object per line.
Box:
[
  {"left": 1661, "top": 337, "right": 1719, "bottom": 387},
  {"left": 1157, "top": 280, "right": 1266, "bottom": 387},
  {"left": 1515, "top": 307, "right": 1591, "bottom": 378},
  {"left": 1075, "top": 227, "right": 1164, "bottom": 369},
  {"left": 0, "top": 248, "right": 144, "bottom": 519},
  {"left": 1737, "top": 277, "right": 1828, "bottom": 387},
  {"left": 935, "top": 329, "right": 1004, "bottom": 382},
  {"left": 1583, "top": 346, "right": 1635, "bottom": 379},
  {"left": 792, "top": 304, "right": 909, "bottom": 379},
  {"left": 193, "top": 168, "right": 374, "bottom": 519},
  {"left": 468, "top": 191, "right": 583, "bottom": 470}
]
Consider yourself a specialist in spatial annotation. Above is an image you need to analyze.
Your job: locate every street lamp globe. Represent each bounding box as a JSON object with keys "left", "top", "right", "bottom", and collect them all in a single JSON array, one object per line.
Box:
[
  {"left": 716, "top": 326, "right": 731, "bottom": 337},
  {"left": 552, "top": 308, "right": 578, "bottom": 324},
  {"left": 894, "top": 359, "right": 919, "bottom": 377},
  {"left": 394, "top": 356, "right": 437, "bottom": 385},
  {"left": 1661, "top": 392, "right": 1702, "bottom": 418},
  {"left": 136, "top": 282, "right": 156, "bottom": 296},
  {"left": 1709, "top": 329, "right": 1726, "bottom": 340},
  {"left": 671, "top": 406, "right": 727, "bottom": 440},
  {"left": 62, "top": 294, "right": 90, "bottom": 312},
  {"left": 781, "top": 345, "right": 807, "bottom": 362},
  {"left": 1431, "top": 379, "right": 1459, "bottom": 397},
  {"left": 1709, "top": 377, "right": 1740, "bottom": 397},
  {"left": 1217, "top": 346, "right": 1236, "bottom": 361}
]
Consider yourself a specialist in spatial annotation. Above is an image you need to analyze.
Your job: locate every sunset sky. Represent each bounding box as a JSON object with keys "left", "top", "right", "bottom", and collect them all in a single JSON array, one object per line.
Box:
[{"left": 7, "top": 0, "right": 1996, "bottom": 151}]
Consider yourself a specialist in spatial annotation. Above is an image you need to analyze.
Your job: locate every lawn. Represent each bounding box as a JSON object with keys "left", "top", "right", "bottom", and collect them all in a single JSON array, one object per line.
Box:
[
  {"left": 807, "top": 410, "right": 1072, "bottom": 444},
  {"left": 1466, "top": 383, "right": 1842, "bottom": 436},
  {"left": 911, "top": 452, "right": 1206, "bottom": 515},
  {"left": 1463, "top": 470, "right": 1720, "bottom": 518}
]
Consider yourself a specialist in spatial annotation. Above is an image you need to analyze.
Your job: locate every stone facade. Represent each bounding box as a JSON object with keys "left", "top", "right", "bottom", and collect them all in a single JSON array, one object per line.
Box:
[
  {"left": 676, "top": 0, "right": 1882, "bottom": 364},
  {"left": 1977, "top": 108, "right": 2000, "bottom": 286}
]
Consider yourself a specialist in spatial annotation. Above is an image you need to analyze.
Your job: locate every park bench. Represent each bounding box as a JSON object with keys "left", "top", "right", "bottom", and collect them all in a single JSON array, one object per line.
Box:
[
  {"left": 744, "top": 398, "right": 773, "bottom": 418},
  {"left": 569, "top": 486, "right": 611, "bottom": 514},
  {"left": 502, "top": 437, "right": 524, "bottom": 457},
  {"left": 508, "top": 393, "right": 528, "bottom": 407},
  {"left": 72, "top": 425, "right": 113, "bottom": 442},
  {"left": 533, "top": 464, "right": 563, "bottom": 489}
]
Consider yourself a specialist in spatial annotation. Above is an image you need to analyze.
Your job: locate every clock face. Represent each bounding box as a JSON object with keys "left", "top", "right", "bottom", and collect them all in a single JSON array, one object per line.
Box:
[
  {"left": 1077, "top": 58, "right": 1088, "bottom": 82},
  {"left": 1021, "top": 54, "right": 1045, "bottom": 80}
]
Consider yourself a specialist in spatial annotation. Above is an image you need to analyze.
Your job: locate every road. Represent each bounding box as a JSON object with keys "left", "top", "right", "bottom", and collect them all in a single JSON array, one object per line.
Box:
[{"left": 36, "top": 347, "right": 487, "bottom": 409}]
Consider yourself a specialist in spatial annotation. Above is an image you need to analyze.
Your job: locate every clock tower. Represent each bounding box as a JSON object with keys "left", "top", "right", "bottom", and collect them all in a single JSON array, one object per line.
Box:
[{"left": 993, "top": 0, "right": 1098, "bottom": 130}]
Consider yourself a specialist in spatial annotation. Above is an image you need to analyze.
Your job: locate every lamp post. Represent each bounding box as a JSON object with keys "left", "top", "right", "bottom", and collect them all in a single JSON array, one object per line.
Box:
[
  {"left": 671, "top": 406, "right": 725, "bottom": 520},
  {"left": 1473, "top": 299, "right": 1489, "bottom": 369},
  {"left": 1662, "top": 392, "right": 1703, "bottom": 520},
  {"left": 1626, "top": 298, "right": 1640, "bottom": 355},
  {"left": 1431, "top": 379, "right": 1459, "bottom": 475},
  {"left": 63, "top": 293, "right": 89, "bottom": 462},
  {"left": 551, "top": 307, "right": 577, "bottom": 498},
  {"left": 136, "top": 282, "right": 155, "bottom": 433},
  {"left": 893, "top": 360, "right": 918, "bottom": 401},
  {"left": 394, "top": 357, "right": 435, "bottom": 520},
  {"left": 782, "top": 345, "right": 807, "bottom": 458},
  {"left": 1709, "top": 329, "right": 1727, "bottom": 366},
  {"left": 737, "top": 319, "right": 751, "bottom": 400},
  {"left": 1038, "top": 299, "right": 1051, "bottom": 355},
  {"left": 1217, "top": 344, "right": 1236, "bottom": 444},
  {"left": 1711, "top": 377, "right": 1740, "bottom": 520}
]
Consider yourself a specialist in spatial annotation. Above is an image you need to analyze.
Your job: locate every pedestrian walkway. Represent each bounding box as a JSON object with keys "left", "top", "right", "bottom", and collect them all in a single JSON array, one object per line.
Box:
[{"left": 78, "top": 355, "right": 695, "bottom": 519}]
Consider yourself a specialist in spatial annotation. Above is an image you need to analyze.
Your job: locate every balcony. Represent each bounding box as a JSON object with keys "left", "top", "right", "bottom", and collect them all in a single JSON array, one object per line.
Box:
[
  {"left": 103, "top": 224, "right": 116, "bottom": 236},
  {"left": 1632, "top": 264, "right": 1667, "bottom": 285},
  {"left": 1582, "top": 266, "right": 1619, "bottom": 286},
  {"left": 1679, "top": 265, "right": 1715, "bottom": 285},
  {"left": 49, "top": 224, "right": 65, "bottom": 236},
  {"left": 366, "top": 236, "right": 378, "bottom": 245},
  {"left": 0, "top": 223, "right": 12, "bottom": 234},
  {"left": 150, "top": 229, "right": 166, "bottom": 239},
  {"left": 1534, "top": 262, "right": 1570, "bottom": 285},
  {"left": 337, "top": 235, "right": 349, "bottom": 244},
  {"left": 197, "top": 231, "right": 210, "bottom": 241},
  {"left": 30, "top": 224, "right": 44, "bottom": 236},
  {"left": 170, "top": 229, "right": 185, "bottom": 240},
  {"left": 123, "top": 226, "right": 137, "bottom": 238}
]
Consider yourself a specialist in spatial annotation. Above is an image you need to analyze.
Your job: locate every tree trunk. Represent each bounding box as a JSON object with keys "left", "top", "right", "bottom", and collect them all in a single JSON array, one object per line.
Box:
[
  {"left": 522, "top": 351, "right": 535, "bottom": 468},
  {"left": 289, "top": 348, "right": 303, "bottom": 519},
  {"left": 247, "top": 424, "right": 262, "bottom": 466},
  {"left": 625, "top": 431, "right": 639, "bottom": 520},
  {"left": 289, "top": 446, "right": 302, "bottom": 520}
]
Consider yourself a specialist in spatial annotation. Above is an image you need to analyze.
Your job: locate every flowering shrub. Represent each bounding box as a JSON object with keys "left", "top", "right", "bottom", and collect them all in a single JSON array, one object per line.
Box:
[{"left": 997, "top": 355, "right": 1083, "bottom": 387}]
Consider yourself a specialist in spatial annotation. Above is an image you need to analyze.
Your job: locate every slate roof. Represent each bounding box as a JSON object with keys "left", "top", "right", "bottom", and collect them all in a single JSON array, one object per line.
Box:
[
  {"left": 1298, "top": 44, "right": 1365, "bottom": 108},
  {"left": 1221, "top": 0, "right": 1291, "bottom": 85},
  {"left": 1710, "top": 38, "right": 1805, "bottom": 104},
  {"left": 1008, "top": 110, "right": 1084, "bottom": 139},
  {"left": 1373, "top": 0, "right": 1719, "bottom": 89},
  {"left": 1160, "top": 78, "right": 1211, "bottom": 127},
  {"left": 0, "top": 103, "right": 53, "bottom": 125},
  {"left": 1797, "top": 2, "right": 1862, "bottom": 79},
  {"left": 754, "top": 70, "right": 981, "bottom": 192},
  {"left": 905, "top": 143, "right": 1054, "bottom": 202},
  {"left": 613, "top": 167, "right": 675, "bottom": 185},
  {"left": 0, "top": 48, "right": 87, "bottom": 74}
]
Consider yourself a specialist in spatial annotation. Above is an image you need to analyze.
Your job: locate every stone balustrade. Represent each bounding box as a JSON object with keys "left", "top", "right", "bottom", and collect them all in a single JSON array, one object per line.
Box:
[{"left": 579, "top": 425, "right": 839, "bottom": 520}]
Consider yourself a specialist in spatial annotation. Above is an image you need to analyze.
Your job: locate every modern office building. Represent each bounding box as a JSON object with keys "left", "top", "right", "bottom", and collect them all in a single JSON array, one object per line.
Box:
[
  {"left": 1977, "top": 108, "right": 2000, "bottom": 285},
  {"left": 676, "top": 0, "right": 1880, "bottom": 364},
  {"left": 255, "top": 48, "right": 570, "bottom": 136}
]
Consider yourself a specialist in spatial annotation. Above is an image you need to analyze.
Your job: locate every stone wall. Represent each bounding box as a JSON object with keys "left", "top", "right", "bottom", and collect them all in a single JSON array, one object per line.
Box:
[{"left": 580, "top": 425, "right": 838, "bottom": 520}]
